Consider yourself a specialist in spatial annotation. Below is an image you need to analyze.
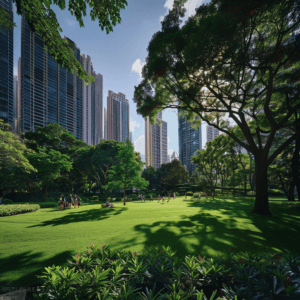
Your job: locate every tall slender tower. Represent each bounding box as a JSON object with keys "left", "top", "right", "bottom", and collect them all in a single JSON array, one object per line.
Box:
[
  {"left": 103, "top": 107, "right": 107, "bottom": 140},
  {"left": 81, "top": 57, "right": 103, "bottom": 145},
  {"left": 178, "top": 107, "right": 202, "bottom": 175},
  {"left": 107, "top": 91, "right": 129, "bottom": 143},
  {"left": 145, "top": 111, "right": 168, "bottom": 170},
  {"left": 0, "top": 0, "right": 14, "bottom": 126}
]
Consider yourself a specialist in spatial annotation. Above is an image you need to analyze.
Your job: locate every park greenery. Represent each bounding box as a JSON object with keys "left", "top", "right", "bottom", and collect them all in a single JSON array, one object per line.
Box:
[{"left": 133, "top": 0, "right": 300, "bottom": 215}]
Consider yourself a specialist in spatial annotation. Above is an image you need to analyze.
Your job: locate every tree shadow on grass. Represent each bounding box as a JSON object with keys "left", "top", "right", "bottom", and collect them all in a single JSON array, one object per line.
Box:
[
  {"left": 127, "top": 200, "right": 300, "bottom": 262},
  {"left": 26, "top": 207, "right": 128, "bottom": 228},
  {"left": 0, "top": 250, "right": 73, "bottom": 289}
]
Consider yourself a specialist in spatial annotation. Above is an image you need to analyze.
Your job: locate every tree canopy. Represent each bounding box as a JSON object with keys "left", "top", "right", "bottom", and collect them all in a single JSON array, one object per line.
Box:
[
  {"left": 133, "top": 0, "right": 300, "bottom": 215},
  {"left": 0, "top": 0, "right": 128, "bottom": 85}
]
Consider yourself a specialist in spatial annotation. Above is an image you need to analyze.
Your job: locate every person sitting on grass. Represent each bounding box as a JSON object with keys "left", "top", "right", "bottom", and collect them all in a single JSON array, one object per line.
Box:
[
  {"left": 158, "top": 195, "right": 161, "bottom": 203},
  {"left": 59, "top": 196, "right": 64, "bottom": 210},
  {"left": 162, "top": 196, "right": 165, "bottom": 204},
  {"left": 74, "top": 194, "right": 80, "bottom": 208},
  {"left": 68, "top": 194, "right": 73, "bottom": 209}
]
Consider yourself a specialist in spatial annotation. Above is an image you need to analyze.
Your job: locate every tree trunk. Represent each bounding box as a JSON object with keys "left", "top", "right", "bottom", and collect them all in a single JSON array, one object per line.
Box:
[
  {"left": 244, "top": 174, "right": 247, "bottom": 196},
  {"left": 288, "top": 179, "right": 295, "bottom": 202},
  {"left": 291, "top": 131, "right": 300, "bottom": 201},
  {"left": 252, "top": 161, "right": 272, "bottom": 215},
  {"left": 45, "top": 185, "right": 48, "bottom": 202},
  {"left": 124, "top": 185, "right": 126, "bottom": 206}
]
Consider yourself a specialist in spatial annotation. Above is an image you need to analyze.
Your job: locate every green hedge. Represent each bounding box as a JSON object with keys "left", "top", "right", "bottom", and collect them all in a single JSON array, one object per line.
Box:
[
  {"left": 33, "top": 243, "right": 300, "bottom": 300},
  {"left": 0, "top": 204, "right": 40, "bottom": 217}
]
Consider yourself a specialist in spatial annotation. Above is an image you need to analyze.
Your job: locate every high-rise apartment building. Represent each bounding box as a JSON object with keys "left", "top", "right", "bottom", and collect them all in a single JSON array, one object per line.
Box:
[
  {"left": 16, "top": 57, "right": 21, "bottom": 134},
  {"left": 103, "top": 107, "right": 107, "bottom": 140},
  {"left": 13, "top": 75, "right": 17, "bottom": 130},
  {"left": 178, "top": 108, "right": 202, "bottom": 175},
  {"left": 206, "top": 125, "right": 219, "bottom": 143},
  {"left": 81, "top": 55, "right": 103, "bottom": 145},
  {"left": 20, "top": 16, "right": 83, "bottom": 139},
  {"left": 129, "top": 131, "right": 133, "bottom": 143},
  {"left": 170, "top": 151, "right": 179, "bottom": 162},
  {"left": 0, "top": 0, "right": 13, "bottom": 126},
  {"left": 107, "top": 90, "right": 129, "bottom": 143},
  {"left": 145, "top": 111, "right": 168, "bottom": 170}
]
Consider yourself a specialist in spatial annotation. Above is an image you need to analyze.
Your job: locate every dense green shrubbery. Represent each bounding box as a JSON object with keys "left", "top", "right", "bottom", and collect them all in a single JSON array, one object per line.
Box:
[
  {"left": 2, "top": 198, "right": 13, "bottom": 204},
  {"left": 0, "top": 204, "right": 40, "bottom": 216},
  {"left": 34, "top": 243, "right": 300, "bottom": 300},
  {"left": 130, "top": 194, "right": 138, "bottom": 200},
  {"left": 269, "top": 189, "right": 285, "bottom": 196},
  {"left": 193, "top": 192, "right": 205, "bottom": 198}
]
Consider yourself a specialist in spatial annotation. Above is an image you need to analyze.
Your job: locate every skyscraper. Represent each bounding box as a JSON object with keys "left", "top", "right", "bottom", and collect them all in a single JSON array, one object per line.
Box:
[
  {"left": 16, "top": 57, "right": 21, "bottom": 134},
  {"left": 206, "top": 125, "right": 219, "bottom": 143},
  {"left": 178, "top": 109, "right": 202, "bottom": 175},
  {"left": 0, "top": 0, "right": 13, "bottom": 126},
  {"left": 103, "top": 107, "right": 107, "bottom": 140},
  {"left": 145, "top": 111, "right": 168, "bottom": 170},
  {"left": 107, "top": 90, "right": 129, "bottom": 143},
  {"left": 80, "top": 56, "right": 103, "bottom": 145},
  {"left": 20, "top": 17, "right": 83, "bottom": 139},
  {"left": 129, "top": 131, "right": 133, "bottom": 143},
  {"left": 13, "top": 75, "right": 17, "bottom": 130},
  {"left": 170, "top": 151, "right": 179, "bottom": 162}
]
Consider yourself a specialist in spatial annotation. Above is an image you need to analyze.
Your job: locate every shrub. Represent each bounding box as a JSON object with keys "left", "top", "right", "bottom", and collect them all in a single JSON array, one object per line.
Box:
[
  {"left": 33, "top": 243, "right": 300, "bottom": 300},
  {"left": 269, "top": 189, "right": 285, "bottom": 196},
  {"left": 114, "top": 197, "right": 122, "bottom": 202},
  {"left": 131, "top": 194, "right": 138, "bottom": 200},
  {"left": 214, "top": 189, "right": 222, "bottom": 195},
  {"left": 0, "top": 204, "right": 40, "bottom": 217},
  {"left": 193, "top": 192, "right": 205, "bottom": 198},
  {"left": 2, "top": 198, "right": 13, "bottom": 204}
]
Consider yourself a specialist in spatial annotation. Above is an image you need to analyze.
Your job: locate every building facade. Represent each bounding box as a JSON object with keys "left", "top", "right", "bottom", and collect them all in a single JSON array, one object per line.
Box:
[
  {"left": 20, "top": 16, "right": 83, "bottom": 139},
  {"left": 178, "top": 110, "right": 202, "bottom": 175},
  {"left": 103, "top": 107, "right": 107, "bottom": 140},
  {"left": 170, "top": 151, "right": 179, "bottom": 162},
  {"left": 145, "top": 111, "right": 168, "bottom": 170},
  {"left": 107, "top": 90, "right": 129, "bottom": 143},
  {"left": 206, "top": 125, "right": 219, "bottom": 143},
  {"left": 80, "top": 55, "right": 103, "bottom": 145},
  {"left": 0, "top": 0, "right": 13, "bottom": 126}
]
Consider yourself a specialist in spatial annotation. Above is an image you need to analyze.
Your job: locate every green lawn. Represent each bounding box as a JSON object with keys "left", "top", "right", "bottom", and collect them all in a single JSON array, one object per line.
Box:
[{"left": 0, "top": 195, "right": 299, "bottom": 288}]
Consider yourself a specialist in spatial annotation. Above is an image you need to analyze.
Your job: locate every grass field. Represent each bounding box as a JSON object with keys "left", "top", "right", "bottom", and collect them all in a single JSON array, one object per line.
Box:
[{"left": 0, "top": 195, "right": 299, "bottom": 289}]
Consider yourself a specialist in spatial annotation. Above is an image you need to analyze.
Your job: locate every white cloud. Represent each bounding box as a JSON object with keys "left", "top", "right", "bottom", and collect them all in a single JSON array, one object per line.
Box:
[
  {"left": 129, "top": 119, "right": 141, "bottom": 133},
  {"left": 164, "top": 0, "right": 175, "bottom": 10},
  {"left": 134, "top": 135, "right": 145, "bottom": 155},
  {"left": 131, "top": 58, "right": 146, "bottom": 79},
  {"left": 161, "top": 0, "right": 204, "bottom": 26},
  {"left": 160, "top": 15, "right": 164, "bottom": 23}
]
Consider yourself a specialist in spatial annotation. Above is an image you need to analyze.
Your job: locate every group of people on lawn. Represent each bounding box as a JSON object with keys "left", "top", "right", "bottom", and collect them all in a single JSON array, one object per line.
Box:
[
  {"left": 58, "top": 191, "right": 211, "bottom": 210},
  {"left": 58, "top": 194, "right": 81, "bottom": 210}
]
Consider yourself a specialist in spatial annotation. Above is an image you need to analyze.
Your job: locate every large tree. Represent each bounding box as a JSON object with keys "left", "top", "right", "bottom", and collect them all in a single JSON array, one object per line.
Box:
[
  {"left": 133, "top": 0, "right": 300, "bottom": 215},
  {"left": 23, "top": 123, "right": 91, "bottom": 192},
  {"left": 27, "top": 148, "right": 72, "bottom": 201},
  {"left": 159, "top": 159, "right": 190, "bottom": 191},
  {"left": 102, "top": 138, "right": 149, "bottom": 205},
  {"left": 0, "top": 120, "right": 36, "bottom": 196},
  {"left": 0, "top": 0, "right": 128, "bottom": 85}
]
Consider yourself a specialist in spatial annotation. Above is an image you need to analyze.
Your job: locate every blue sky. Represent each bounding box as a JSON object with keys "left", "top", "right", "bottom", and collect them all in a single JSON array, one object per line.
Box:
[{"left": 13, "top": 0, "right": 210, "bottom": 159}]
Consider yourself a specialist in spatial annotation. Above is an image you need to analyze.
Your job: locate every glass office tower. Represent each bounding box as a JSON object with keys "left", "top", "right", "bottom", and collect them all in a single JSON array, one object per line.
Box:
[
  {"left": 20, "top": 15, "right": 83, "bottom": 140},
  {"left": 0, "top": 0, "right": 13, "bottom": 126},
  {"left": 178, "top": 107, "right": 202, "bottom": 175}
]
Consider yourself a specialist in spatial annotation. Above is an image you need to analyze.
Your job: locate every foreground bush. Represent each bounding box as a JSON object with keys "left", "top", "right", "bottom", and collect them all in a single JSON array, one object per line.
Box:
[
  {"left": 0, "top": 204, "right": 40, "bottom": 217},
  {"left": 33, "top": 243, "right": 300, "bottom": 300}
]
